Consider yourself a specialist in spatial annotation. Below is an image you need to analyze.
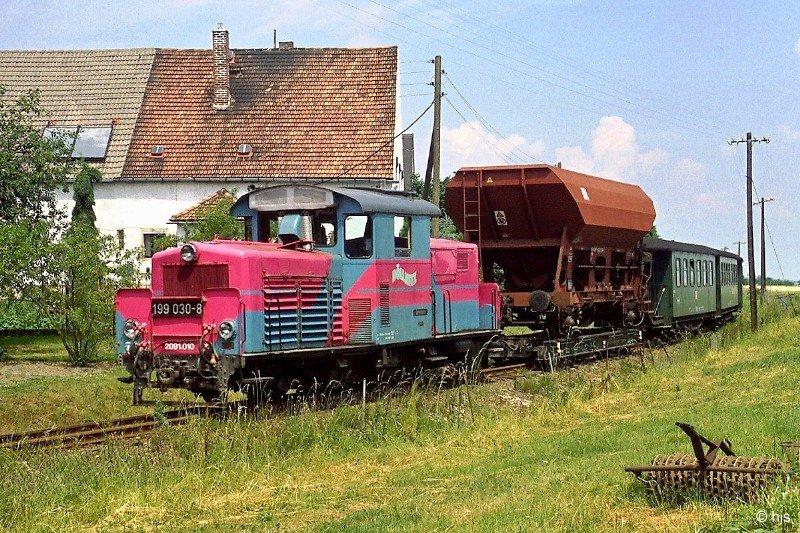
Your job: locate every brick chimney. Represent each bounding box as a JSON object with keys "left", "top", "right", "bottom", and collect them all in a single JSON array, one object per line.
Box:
[{"left": 212, "top": 24, "right": 231, "bottom": 111}]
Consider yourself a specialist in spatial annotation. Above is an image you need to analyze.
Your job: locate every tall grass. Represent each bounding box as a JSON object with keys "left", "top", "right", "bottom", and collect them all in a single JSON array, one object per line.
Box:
[{"left": 1, "top": 301, "right": 799, "bottom": 531}]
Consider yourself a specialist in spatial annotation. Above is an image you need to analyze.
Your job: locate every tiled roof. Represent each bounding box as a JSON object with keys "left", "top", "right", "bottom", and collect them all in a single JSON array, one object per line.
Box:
[
  {"left": 122, "top": 47, "right": 397, "bottom": 181},
  {"left": 169, "top": 188, "right": 234, "bottom": 222},
  {"left": 0, "top": 49, "right": 156, "bottom": 180}
]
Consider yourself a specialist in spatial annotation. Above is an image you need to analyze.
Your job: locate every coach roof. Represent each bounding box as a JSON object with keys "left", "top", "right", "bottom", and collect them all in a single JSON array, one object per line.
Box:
[{"left": 642, "top": 237, "right": 741, "bottom": 260}]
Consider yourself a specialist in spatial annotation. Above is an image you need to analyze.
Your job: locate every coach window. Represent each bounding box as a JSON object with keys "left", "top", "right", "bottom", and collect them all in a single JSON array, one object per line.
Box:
[
  {"left": 710, "top": 263, "right": 714, "bottom": 286},
  {"left": 344, "top": 215, "right": 372, "bottom": 259},
  {"left": 394, "top": 216, "right": 412, "bottom": 257},
  {"left": 683, "top": 259, "right": 689, "bottom": 286},
  {"left": 675, "top": 258, "right": 682, "bottom": 287}
]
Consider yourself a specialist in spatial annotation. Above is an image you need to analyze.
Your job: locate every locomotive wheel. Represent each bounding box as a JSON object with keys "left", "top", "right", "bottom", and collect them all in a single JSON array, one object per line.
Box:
[{"left": 197, "top": 390, "right": 222, "bottom": 403}]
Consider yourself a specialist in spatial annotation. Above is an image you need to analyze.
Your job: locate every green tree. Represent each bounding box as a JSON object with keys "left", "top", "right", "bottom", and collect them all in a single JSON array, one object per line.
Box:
[
  {"left": 0, "top": 86, "right": 77, "bottom": 304},
  {"left": 50, "top": 181, "right": 139, "bottom": 366},
  {"left": 0, "top": 87, "right": 75, "bottom": 225},
  {"left": 408, "top": 173, "right": 462, "bottom": 240},
  {"left": 646, "top": 225, "right": 660, "bottom": 238},
  {"left": 149, "top": 191, "right": 243, "bottom": 255},
  {"left": 71, "top": 164, "right": 101, "bottom": 229},
  {"left": 184, "top": 191, "right": 242, "bottom": 241}
]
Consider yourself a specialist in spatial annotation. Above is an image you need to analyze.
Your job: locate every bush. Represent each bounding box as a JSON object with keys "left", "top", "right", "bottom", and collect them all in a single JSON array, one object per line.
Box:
[{"left": 0, "top": 300, "right": 56, "bottom": 332}]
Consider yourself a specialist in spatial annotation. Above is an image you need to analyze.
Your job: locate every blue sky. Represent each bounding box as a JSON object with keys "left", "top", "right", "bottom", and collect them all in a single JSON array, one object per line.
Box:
[{"left": 2, "top": 0, "right": 799, "bottom": 279}]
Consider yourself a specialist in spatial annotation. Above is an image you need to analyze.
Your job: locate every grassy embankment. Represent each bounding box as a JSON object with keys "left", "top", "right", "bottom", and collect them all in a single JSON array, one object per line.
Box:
[
  {"left": 0, "top": 334, "right": 195, "bottom": 432},
  {"left": 0, "top": 302, "right": 799, "bottom": 531}
]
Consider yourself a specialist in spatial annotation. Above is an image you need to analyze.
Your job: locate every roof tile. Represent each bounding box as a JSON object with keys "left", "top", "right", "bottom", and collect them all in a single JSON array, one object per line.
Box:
[{"left": 122, "top": 47, "right": 397, "bottom": 181}]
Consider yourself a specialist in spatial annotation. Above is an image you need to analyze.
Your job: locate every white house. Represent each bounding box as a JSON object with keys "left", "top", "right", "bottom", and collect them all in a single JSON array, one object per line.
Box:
[{"left": 0, "top": 28, "right": 402, "bottom": 269}]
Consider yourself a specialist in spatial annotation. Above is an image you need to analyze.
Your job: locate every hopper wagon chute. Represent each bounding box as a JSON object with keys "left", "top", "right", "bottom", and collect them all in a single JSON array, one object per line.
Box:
[{"left": 444, "top": 164, "right": 656, "bottom": 334}]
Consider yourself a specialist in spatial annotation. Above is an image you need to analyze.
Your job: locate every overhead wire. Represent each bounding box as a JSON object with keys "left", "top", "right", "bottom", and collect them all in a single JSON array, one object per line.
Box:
[
  {"left": 443, "top": 94, "right": 515, "bottom": 164},
  {"left": 417, "top": 0, "right": 730, "bottom": 137},
  {"left": 355, "top": 0, "right": 724, "bottom": 139},
  {"left": 444, "top": 71, "right": 547, "bottom": 164},
  {"left": 318, "top": 100, "right": 434, "bottom": 183},
  {"left": 327, "top": 0, "right": 713, "bottom": 139}
]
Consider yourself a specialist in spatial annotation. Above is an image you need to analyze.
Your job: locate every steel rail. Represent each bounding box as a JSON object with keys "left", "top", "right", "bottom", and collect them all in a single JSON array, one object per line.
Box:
[{"left": 0, "top": 404, "right": 232, "bottom": 450}]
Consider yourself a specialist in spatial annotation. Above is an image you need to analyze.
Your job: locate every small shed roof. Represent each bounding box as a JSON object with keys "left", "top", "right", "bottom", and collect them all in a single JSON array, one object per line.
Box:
[{"left": 169, "top": 188, "right": 234, "bottom": 223}]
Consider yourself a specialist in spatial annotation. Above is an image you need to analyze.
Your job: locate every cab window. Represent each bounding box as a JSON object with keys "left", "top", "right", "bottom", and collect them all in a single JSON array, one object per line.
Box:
[
  {"left": 313, "top": 210, "right": 336, "bottom": 247},
  {"left": 394, "top": 216, "right": 412, "bottom": 257},
  {"left": 344, "top": 215, "right": 372, "bottom": 258}
]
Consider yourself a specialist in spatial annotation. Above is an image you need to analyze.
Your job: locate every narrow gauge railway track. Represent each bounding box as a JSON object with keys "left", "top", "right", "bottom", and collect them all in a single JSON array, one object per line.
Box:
[
  {"left": 1, "top": 355, "right": 649, "bottom": 452},
  {"left": 0, "top": 404, "right": 238, "bottom": 451},
  {"left": 478, "top": 363, "right": 529, "bottom": 381}
]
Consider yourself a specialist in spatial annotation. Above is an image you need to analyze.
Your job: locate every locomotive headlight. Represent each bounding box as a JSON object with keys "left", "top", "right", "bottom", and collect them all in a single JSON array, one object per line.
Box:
[
  {"left": 123, "top": 319, "right": 139, "bottom": 340},
  {"left": 180, "top": 244, "right": 198, "bottom": 263},
  {"left": 218, "top": 320, "right": 236, "bottom": 340}
]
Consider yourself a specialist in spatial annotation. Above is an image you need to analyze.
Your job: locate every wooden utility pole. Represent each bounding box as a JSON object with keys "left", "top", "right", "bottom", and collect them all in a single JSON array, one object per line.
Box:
[
  {"left": 728, "top": 132, "right": 770, "bottom": 331},
  {"left": 733, "top": 241, "right": 746, "bottom": 257},
  {"left": 755, "top": 196, "right": 774, "bottom": 304},
  {"left": 430, "top": 55, "right": 442, "bottom": 238}
]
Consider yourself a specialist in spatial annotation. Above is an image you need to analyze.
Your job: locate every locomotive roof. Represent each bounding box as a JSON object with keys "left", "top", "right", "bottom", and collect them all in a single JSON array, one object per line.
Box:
[
  {"left": 232, "top": 184, "right": 441, "bottom": 217},
  {"left": 642, "top": 237, "right": 741, "bottom": 261}
]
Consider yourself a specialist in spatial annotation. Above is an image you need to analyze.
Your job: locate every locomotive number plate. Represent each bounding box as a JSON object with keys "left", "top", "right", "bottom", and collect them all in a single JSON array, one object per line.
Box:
[{"left": 152, "top": 299, "right": 204, "bottom": 317}]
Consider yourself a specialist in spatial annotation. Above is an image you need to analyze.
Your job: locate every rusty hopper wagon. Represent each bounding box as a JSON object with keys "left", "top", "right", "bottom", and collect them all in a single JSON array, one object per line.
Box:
[{"left": 445, "top": 164, "right": 656, "bottom": 336}]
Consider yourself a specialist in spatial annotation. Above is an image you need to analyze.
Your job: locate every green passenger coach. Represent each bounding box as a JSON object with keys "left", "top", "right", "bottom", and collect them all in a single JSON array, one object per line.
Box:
[{"left": 642, "top": 238, "right": 743, "bottom": 328}]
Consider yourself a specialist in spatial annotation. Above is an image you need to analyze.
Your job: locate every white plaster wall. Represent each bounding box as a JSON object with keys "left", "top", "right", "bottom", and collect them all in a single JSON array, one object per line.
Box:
[
  {"left": 57, "top": 178, "right": 400, "bottom": 272},
  {"left": 56, "top": 181, "right": 260, "bottom": 271}
]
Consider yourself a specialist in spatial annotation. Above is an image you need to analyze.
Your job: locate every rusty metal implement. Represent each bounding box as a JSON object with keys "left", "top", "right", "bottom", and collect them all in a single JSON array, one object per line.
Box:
[{"left": 625, "top": 422, "right": 787, "bottom": 502}]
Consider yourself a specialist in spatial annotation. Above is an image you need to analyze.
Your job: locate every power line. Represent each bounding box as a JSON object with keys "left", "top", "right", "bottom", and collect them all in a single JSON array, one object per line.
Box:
[
  {"left": 355, "top": 0, "right": 723, "bottom": 139},
  {"left": 444, "top": 71, "right": 546, "bottom": 164},
  {"left": 424, "top": 0, "right": 728, "bottom": 135},
  {"left": 443, "top": 94, "right": 515, "bottom": 164},
  {"left": 318, "top": 100, "right": 434, "bottom": 183}
]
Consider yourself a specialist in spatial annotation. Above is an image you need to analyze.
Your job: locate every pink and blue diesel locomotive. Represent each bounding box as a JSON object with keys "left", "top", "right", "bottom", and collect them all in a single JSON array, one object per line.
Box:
[{"left": 116, "top": 185, "right": 501, "bottom": 403}]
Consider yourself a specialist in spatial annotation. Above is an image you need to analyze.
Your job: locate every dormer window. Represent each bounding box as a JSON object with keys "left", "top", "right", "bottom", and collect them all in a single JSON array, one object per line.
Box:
[
  {"left": 150, "top": 145, "right": 165, "bottom": 158},
  {"left": 237, "top": 143, "right": 253, "bottom": 158},
  {"left": 44, "top": 126, "right": 112, "bottom": 160}
]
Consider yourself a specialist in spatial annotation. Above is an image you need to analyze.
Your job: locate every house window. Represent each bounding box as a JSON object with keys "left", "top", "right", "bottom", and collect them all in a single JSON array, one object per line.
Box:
[
  {"left": 44, "top": 126, "right": 112, "bottom": 160},
  {"left": 117, "top": 229, "right": 125, "bottom": 250},
  {"left": 143, "top": 232, "right": 166, "bottom": 258},
  {"left": 344, "top": 215, "right": 372, "bottom": 259},
  {"left": 394, "top": 216, "right": 412, "bottom": 257}
]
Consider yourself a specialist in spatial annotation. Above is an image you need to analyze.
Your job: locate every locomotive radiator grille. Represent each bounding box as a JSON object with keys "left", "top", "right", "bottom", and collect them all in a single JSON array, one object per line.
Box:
[
  {"left": 162, "top": 264, "right": 229, "bottom": 297},
  {"left": 263, "top": 278, "right": 342, "bottom": 350},
  {"left": 348, "top": 298, "right": 373, "bottom": 344},
  {"left": 379, "top": 284, "right": 390, "bottom": 326}
]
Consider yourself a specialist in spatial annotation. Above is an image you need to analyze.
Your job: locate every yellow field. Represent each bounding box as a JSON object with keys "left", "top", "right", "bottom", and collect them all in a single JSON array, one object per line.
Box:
[{"left": 766, "top": 285, "right": 800, "bottom": 293}]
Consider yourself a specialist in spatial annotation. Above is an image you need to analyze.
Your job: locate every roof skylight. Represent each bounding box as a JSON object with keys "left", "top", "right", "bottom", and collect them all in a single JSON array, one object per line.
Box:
[{"left": 44, "top": 126, "right": 112, "bottom": 160}]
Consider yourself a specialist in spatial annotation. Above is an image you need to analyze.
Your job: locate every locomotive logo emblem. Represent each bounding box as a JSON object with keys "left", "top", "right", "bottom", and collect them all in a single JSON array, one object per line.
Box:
[{"left": 391, "top": 264, "right": 417, "bottom": 286}]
